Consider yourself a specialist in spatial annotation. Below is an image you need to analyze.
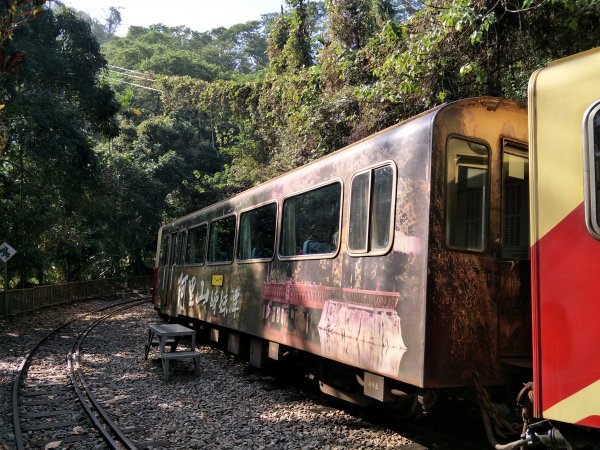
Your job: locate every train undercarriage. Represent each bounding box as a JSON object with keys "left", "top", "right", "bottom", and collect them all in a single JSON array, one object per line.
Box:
[{"left": 160, "top": 312, "right": 600, "bottom": 450}]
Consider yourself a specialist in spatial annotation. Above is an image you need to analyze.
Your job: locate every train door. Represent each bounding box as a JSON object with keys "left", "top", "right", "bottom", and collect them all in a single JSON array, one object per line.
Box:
[
  {"left": 163, "top": 231, "right": 179, "bottom": 313},
  {"left": 157, "top": 232, "right": 171, "bottom": 308},
  {"left": 497, "top": 141, "right": 531, "bottom": 357},
  {"left": 167, "top": 230, "right": 187, "bottom": 315}
]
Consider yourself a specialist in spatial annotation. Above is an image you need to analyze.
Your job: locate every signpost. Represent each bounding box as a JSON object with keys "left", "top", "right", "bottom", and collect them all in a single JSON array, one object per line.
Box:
[{"left": 0, "top": 241, "right": 17, "bottom": 318}]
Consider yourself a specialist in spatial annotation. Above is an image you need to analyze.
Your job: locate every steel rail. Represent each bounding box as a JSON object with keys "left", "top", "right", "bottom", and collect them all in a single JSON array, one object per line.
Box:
[
  {"left": 12, "top": 296, "right": 148, "bottom": 450},
  {"left": 67, "top": 299, "right": 149, "bottom": 450}
]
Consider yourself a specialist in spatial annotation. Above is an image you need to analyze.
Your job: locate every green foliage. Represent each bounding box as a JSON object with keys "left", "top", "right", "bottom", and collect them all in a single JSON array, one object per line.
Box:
[
  {"left": 284, "top": 0, "right": 313, "bottom": 69},
  {"left": 139, "top": 50, "right": 219, "bottom": 79},
  {"left": 325, "top": 0, "right": 378, "bottom": 49},
  {"left": 158, "top": 0, "right": 599, "bottom": 209},
  {"left": 268, "top": 1, "right": 315, "bottom": 73},
  {"left": 267, "top": 11, "right": 292, "bottom": 73},
  {"left": 0, "top": 0, "right": 46, "bottom": 46},
  {"left": 0, "top": 7, "right": 119, "bottom": 284},
  {"left": 69, "top": 6, "right": 121, "bottom": 45},
  {"left": 101, "top": 20, "right": 274, "bottom": 80},
  {"left": 3, "top": 0, "right": 598, "bottom": 286},
  {"left": 366, "top": 0, "right": 599, "bottom": 105}
]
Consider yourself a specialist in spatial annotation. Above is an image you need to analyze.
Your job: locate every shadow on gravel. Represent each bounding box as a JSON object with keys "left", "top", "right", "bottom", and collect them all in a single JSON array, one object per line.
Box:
[{"left": 1, "top": 299, "right": 492, "bottom": 449}]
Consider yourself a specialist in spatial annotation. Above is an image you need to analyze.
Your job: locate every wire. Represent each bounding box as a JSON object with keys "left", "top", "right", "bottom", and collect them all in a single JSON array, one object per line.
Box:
[
  {"left": 107, "top": 64, "right": 150, "bottom": 77},
  {"left": 107, "top": 78, "right": 163, "bottom": 93},
  {"left": 108, "top": 69, "right": 155, "bottom": 82},
  {"left": 105, "top": 65, "right": 161, "bottom": 92}
]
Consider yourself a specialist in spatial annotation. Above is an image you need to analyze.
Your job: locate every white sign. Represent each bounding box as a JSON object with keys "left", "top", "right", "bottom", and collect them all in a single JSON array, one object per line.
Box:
[{"left": 0, "top": 242, "right": 16, "bottom": 263}]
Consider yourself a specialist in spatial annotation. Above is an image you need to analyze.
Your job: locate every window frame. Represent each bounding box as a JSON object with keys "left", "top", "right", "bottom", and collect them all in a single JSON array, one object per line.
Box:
[
  {"left": 177, "top": 230, "right": 187, "bottom": 266},
  {"left": 236, "top": 200, "right": 278, "bottom": 264},
  {"left": 278, "top": 179, "right": 343, "bottom": 261},
  {"left": 445, "top": 134, "right": 491, "bottom": 253},
  {"left": 500, "top": 140, "right": 529, "bottom": 260},
  {"left": 206, "top": 214, "right": 237, "bottom": 266},
  {"left": 184, "top": 222, "right": 208, "bottom": 266},
  {"left": 346, "top": 161, "right": 397, "bottom": 257},
  {"left": 584, "top": 101, "right": 600, "bottom": 239},
  {"left": 159, "top": 231, "right": 170, "bottom": 267},
  {"left": 168, "top": 231, "right": 178, "bottom": 267}
]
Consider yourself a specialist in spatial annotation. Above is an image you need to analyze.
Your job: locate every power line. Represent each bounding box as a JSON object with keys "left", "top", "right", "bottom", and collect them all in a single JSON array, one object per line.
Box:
[
  {"left": 107, "top": 78, "right": 163, "bottom": 93},
  {"left": 107, "top": 64, "right": 151, "bottom": 78},
  {"left": 108, "top": 69, "right": 155, "bottom": 82},
  {"left": 105, "top": 64, "right": 161, "bottom": 92}
]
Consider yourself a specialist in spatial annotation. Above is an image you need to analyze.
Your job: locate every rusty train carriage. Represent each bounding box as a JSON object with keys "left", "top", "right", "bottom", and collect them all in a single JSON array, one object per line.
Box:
[
  {"left": 154, "top": 47, "right": 600, "bottom": 449},
  {"left": 155, "top": 96, "right": 530, "bottom": 393}
]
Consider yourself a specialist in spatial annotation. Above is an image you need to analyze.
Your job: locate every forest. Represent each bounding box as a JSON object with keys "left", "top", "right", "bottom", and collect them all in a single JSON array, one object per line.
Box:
[{"left": 0, "top": 0, "right": 598, "bottom": 288}]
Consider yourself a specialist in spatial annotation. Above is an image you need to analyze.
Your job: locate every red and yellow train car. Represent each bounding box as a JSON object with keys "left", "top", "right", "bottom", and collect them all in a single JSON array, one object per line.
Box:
[{"left": 529, "top": 47, "right": 600, "bottom": 435}]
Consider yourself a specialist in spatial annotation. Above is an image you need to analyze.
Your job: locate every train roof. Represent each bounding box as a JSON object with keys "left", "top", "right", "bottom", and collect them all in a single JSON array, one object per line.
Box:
[{"left": 160, "top": 96, "right": 525, "bottom": 233}]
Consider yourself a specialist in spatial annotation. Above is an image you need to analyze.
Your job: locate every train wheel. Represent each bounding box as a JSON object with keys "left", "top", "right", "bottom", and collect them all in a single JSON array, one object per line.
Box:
[{"left": 385, "top": 394, "right": 424, "bottom": 421}]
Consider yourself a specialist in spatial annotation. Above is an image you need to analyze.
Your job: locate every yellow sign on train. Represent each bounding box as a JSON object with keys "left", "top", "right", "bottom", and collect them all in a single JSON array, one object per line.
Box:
[{"left": 211, "top": 274, "right": 223, "bottom": 286}]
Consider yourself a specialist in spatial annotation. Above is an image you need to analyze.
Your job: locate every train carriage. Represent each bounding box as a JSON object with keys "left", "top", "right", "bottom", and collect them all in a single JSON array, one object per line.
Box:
[
  {"left": 528, "top": 47, "right": 600, "bottom": 433},
  {"left": 154, "top": 96, "right": 529, "bottom": 394}
]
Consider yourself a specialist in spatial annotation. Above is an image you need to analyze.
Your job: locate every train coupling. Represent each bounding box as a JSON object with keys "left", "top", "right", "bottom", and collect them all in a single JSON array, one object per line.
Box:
[
  {"left": 522, "top": 421, "right": 570, "bottom": 449},
  {"left": 519, "top": 420, "right": 600, "bottom": 450},
  {"left": 492, "top": 420, "right": 600, "bottom": 450}
]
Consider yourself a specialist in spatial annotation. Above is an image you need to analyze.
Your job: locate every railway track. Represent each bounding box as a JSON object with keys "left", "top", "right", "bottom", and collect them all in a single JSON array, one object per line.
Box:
[
  {"left": 6, "top": 296, "right": 497, "bottom": 450},
  {"left": 12, "top": 295, "right": 149, "bottom": 450}
]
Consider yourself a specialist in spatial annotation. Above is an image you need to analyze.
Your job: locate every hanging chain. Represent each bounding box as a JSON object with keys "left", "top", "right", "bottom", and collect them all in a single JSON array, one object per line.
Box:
[{"left": 465, "top": 370, "right": 523, "bottom": 439}]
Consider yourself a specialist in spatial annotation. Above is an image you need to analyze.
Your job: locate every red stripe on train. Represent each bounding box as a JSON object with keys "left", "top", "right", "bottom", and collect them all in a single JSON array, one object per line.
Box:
[
  {"left": 578, "top": 416, "right": 600, "bottom": 428},
  {"left": 533, "top": 203, "right": 600, "bottom": 412}
]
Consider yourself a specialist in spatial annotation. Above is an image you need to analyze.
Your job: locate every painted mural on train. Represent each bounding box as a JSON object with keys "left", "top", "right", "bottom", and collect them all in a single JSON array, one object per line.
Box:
[
  {"left": 177, "top": 273, "right": 242, "bottom": 319},
  {"left": 174, "top": 258, "right": 412, "bottom": 377},
  {"left": 159, "top": 119, "right": 433, "bottom": 382}
]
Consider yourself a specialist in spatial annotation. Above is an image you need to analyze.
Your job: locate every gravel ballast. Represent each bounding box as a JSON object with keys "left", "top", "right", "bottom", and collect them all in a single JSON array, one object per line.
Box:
[{"left": 1, "top": 298, "right": 419, "bottom": 449}]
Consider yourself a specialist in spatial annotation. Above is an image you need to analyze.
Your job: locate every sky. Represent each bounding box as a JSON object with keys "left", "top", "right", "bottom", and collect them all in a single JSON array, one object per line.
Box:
[{"left": 59, "top": 0, "right": 284, "bottom": 34}]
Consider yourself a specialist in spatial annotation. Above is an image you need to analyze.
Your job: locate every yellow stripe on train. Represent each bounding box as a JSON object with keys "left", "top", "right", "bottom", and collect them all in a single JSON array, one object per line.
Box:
[
  {"left": 529, "top": 47, "right": 600, "bottom": 241},
  {"left": 543, "top": 379, "right": 600, "bottom": 424}
]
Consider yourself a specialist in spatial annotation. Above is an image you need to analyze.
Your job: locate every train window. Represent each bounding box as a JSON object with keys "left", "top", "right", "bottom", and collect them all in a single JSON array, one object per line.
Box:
[
  {"left": 280, "top": 182, "right": 341, "bottom": 257},
  {"left": 159, "top": 233, "right": 170, "bottom": 266},
  {"left": 168, "top": 232, "right": 178, "bottom": 266},
  {"left": 177, "top": 231, "right": 186, "bottom": 265},
  {"left": 207, "top": 215, "right": 236, "bottom": 264},
  {"left": 237, "top": 203, "right": 277, "bottom": 261},
  {"left": 502, "top": 144, "right": 529, "bottom": 259},
  {"left": 172, "top": 231, "right": 183, "bottom": 266},
  {"left": 349, "top": 172, "right": 369, "bottom": 251},
  {"left": 348, "top": 163, "right": 395, "bottom": 254},
  {"left": 446, "top": 137, "right": 489, "bottom": 252},
  {"left": 585, "top": 102, "right": 600, "bottom": 239},
  {"left": 185, "top": 224, "right": 207, "bottom": 265}
]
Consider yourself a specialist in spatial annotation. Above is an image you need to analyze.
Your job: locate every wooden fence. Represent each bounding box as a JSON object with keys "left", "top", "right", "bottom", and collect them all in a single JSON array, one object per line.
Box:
[{"left": 1, "top": 276, "right": 153, "bottom": 318}]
